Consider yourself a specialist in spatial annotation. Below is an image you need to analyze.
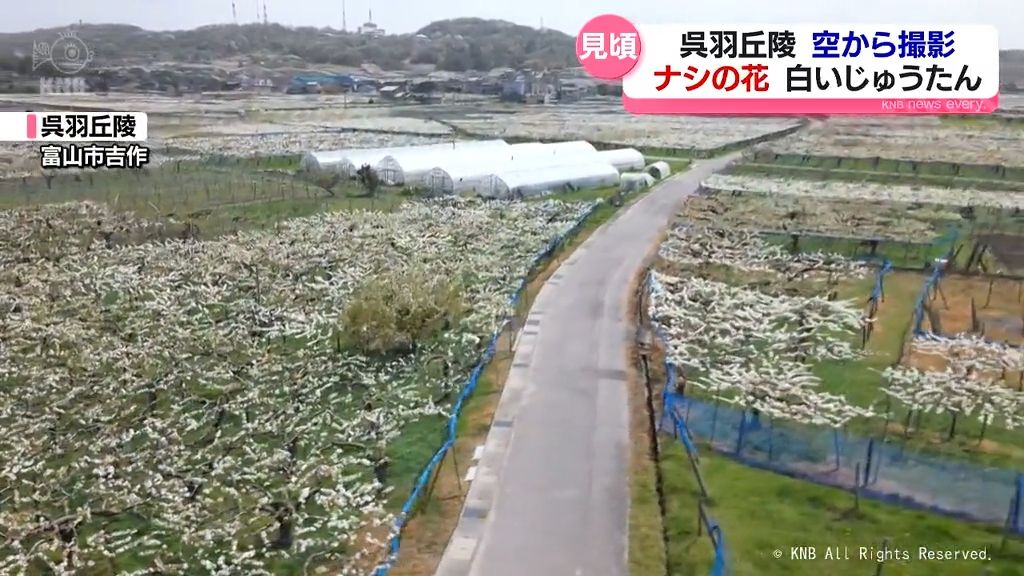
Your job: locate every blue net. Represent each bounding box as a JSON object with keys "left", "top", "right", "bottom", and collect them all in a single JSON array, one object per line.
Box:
[
  {"left": 664, "top": 370, "right": 729, "bottom": 576},
  {"left": 667, "top": 393, "right": 1023, "bottom": 532}
]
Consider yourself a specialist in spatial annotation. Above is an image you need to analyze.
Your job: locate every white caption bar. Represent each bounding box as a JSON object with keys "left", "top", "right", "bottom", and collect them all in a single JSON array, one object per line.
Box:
[{"left": 0, "top": 112, "right": 148, "bottom": 142}]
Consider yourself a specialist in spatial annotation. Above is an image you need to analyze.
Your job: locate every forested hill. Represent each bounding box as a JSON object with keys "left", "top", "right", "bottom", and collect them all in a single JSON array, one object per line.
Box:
[
  {"left": 0, "top": 18, "right": 577, "bottom": 73},
  {"left": 1, "top": 21, "right": 1021, "bottom": 87}
]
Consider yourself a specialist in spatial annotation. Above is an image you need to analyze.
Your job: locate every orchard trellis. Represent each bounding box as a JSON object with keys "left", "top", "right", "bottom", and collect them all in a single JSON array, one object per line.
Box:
[
  {"left": 659, "top": 225, "right": 869, "bottom": 279},
  {"left": 682, "top": 192, "right": 959, "bottom": 243},
  {"left": 651, "top": 225, "right": 872, "bottom": 430},
  {"left": 883, "top": 335, "right": 1024, "bottom": 442},
  {"left": 764, "top": 118, "right": 1024, "bottom": 168},
  {"left": 703, "top": 174, "right": 1024, "bottom": 211},
  {"left": 448, "top": 112, "right": 800, "bottom": 151},
  {"left": 650, "top": 274, "right": 872, "bottom": 428},
  {"left": 0, "top": 197, "right": 596, "bottom": 574}
]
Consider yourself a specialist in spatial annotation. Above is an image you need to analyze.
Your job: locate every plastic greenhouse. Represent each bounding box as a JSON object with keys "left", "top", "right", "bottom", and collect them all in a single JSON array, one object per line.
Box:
[
  {"left": 619, "top": 171, "right": 656, "bottom": 193},
  {"left": 335, "top": 147, "right": 400, "bottom": 177},
  {"left": 597, "top": 148, "right": 646, "bottom": 171},
  {"left": 375, "top": 140, "right": 511, "bottom": 185},
  {"left": 300, "top": 140, "right": 509, "bottom": 176},
  {"left": 423, "top": 154, "right": 591, "bottom": 195},
  {"left": 303, "top": 145, "right": 439, "bottom": 175},
  {"left": 505, "top": 140, "right": 598, "bottom": 160},
  {"left": 421, "top": 141, "right": 609, "bottom": 195},
  {"left": 486, "top": 161, "right": 620, "bottom": 199},
  {"left": 300, "top": 150, "right": 349, "bottom": 172},
  {"left": 423, "top": 162, "right": 497, "bottom": 195},
  {"left": 645, "top": 160, "right": 672, "bottom": 180}
]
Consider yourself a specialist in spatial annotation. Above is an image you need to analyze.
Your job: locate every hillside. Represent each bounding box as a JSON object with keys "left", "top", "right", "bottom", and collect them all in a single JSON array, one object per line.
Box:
[
  {"left": 0, "top": 19, "right": 577, "bottom": 75},
  {"left": 0, "top": 21, "right": 1021, "bottom": 92}
]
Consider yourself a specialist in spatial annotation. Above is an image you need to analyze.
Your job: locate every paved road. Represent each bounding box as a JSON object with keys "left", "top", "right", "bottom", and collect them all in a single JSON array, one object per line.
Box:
[{"left": 435, "top": 155, "right": 738, "bottom": 576}]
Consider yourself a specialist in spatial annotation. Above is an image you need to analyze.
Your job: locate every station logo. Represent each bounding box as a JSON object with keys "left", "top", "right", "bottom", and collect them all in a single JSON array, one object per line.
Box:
[{"left": 32, "top": 30, "right": 94, "bottom": 75}]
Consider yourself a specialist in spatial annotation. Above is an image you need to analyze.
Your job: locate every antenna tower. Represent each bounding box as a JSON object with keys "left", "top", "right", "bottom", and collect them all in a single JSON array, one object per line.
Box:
[{"left": 232, "top": 0, "right": 237, "bottom": 23}]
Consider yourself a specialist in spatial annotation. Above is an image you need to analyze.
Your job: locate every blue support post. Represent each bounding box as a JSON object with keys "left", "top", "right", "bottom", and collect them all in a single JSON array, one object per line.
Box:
[
  {"left": 735, "top": 410, "right": 747, "bottom": 455},
  {"left": 709, "top": 398, "right": 720, "bottom": 444},
  {"left": 864, "top": 439, "right": 875, "bottom": 488},
  {"left": 1009, "top": 473, "right": 1024, "bottom": 536},
  {"left": 872, "top": 442, "right": 883, "bottom": 486},
  {"left": 833, "top": 429, "right": 842, "bottom": 471}
]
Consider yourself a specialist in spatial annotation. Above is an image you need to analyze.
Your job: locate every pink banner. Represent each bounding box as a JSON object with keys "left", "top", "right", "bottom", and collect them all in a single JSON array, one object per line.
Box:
[{"left": 623, "top": 95, "right": 1000, "bottom": 115}]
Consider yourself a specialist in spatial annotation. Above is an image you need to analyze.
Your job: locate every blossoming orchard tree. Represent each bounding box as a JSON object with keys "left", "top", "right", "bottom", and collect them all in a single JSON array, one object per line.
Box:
[
  {"left": 0, "top": 198, "right": 596, "bottom": 574},
  {"left": 883, "top": 336, "right": 1024, "bottom": 442},
  {"left": 650, "top": 225, "right": 872, "bottom": 429}
]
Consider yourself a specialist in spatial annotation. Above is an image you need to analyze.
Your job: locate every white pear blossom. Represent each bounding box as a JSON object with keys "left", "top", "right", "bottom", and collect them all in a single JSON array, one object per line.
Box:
[{"left": 0, "top": 196, "right": 597, "bottom": 573}]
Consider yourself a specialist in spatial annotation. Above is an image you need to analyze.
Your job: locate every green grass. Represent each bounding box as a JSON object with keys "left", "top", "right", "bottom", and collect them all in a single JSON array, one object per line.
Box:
[
  {"left": 663, "top": 442, "right": 1024, "bottom": 576},
  {"left": 0, "top": 160, "right": 406, "bottom": 236},
  {"left": 812, "top": 272, "right": 920, "bottom": 406}
]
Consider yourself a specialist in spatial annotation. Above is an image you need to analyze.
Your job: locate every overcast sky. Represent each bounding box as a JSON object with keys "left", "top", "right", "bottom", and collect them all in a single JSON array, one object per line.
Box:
[{"left": 4, "top": 0, "right": 1023, "bottom": 48}]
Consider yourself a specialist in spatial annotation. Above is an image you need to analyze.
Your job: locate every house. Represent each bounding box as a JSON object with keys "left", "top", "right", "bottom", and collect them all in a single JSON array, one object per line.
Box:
[
  {"left": 285, "top": 74, "right": 359, "bottom": 94},
  {"left": 558, "top": 78, "right": 598, "bottom": 102},
  {"left": 501, "top": 71, "right": 560, "bottom": 103},
  {"left": 379, "top": 85, "right": 404, "bottom": 99}
]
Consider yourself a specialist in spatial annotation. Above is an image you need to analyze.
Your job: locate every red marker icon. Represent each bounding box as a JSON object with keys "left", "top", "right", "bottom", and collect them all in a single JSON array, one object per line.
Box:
[{"left": 26, "top": 113, "right": 37, "bottom": 139}]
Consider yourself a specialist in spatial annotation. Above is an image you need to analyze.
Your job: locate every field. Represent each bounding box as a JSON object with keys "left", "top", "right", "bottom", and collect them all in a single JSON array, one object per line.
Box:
[
  {"left": 0, "top": 89, "right": 666, "bottom": 572},
  {"left": 662, "top": 445, "right": 1024, "bottom": 576},
  {"left": 0, "top": 95, "right": 643, "bottom": 573},
  {"left": 701, "top": 173, "right": 1024, "bottom": 273},
  {"left": 761, "top": 115, "right": 1024, "bottom": 169},
  {"left": 1, "top": 92, "right": 808, "bottom": 167},
  {"left": 0, "top": 195, "right": 605, "bottom": 574},
  {"left": 442, "top": 110, "right": 802, "bottom": 153},
  {"left": 0, "top": 157, "right": 413, "bottom": 237},
  {"left": 641, "top": 158, "right": 1024, "bottom": 575},
  {"left": 917, "top": 275, "right": 1024, "bottom": 346}
]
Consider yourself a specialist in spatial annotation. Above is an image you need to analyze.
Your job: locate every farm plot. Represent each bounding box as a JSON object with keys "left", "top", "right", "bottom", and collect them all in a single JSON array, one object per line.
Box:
[
  {"left": 159, "top": 117, "right": 452, "bottom": 140},
  {"left": 445, "top": 111, "right": 800, "bottom": 152},
  {"left": 0, "top": 156, "right": 414, "bottom": 238},
  {"left": 0, "top": 197, "right": 597, "bottom": 575},
  {"left": 763, "top": 116, "right": 1024, "bottom": 168},
  {"left": 703, "top": 174, "right": 1024, "bottom": 211},
  {"left": 681, "top": 192, "right": 961, "bottom": 242},
  {"left": 0, "top": 143, "right": 45, "bottom": 179},
  {"left": 652, "top": 225, "right": 874, "bottom": 428},
  {"left": 703, "top": 173, "right": 1024, "bottom": 270},
  {"left": 884, "top": 334, "right": 1024, "bottom": 464},
  {"left": 916, "top": 275, "right": 1024, "bottom": 346},
  {"left": 160, "top": 132, "right": 449, "bottom": 158}
]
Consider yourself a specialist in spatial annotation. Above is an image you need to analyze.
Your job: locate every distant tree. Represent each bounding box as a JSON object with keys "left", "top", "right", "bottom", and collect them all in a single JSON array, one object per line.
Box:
[
  {"left": 310, "top": 170, "right": 341, "bottom": 197},
  {"left": 410, "top": 47, "right": 438, "bottom": 65},
  {"left": 438, "top": 47, "right": 471, "bottom": 72},
  {"left": 356, "top": 164, "right": 380, "bottom": 197}
]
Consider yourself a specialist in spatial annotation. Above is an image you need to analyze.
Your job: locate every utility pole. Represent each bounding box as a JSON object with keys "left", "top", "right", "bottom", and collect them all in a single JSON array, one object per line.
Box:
[
  {"left": 342, "top": 0, "right": 347, "bottom": 31},
  {"left": 263, "top": 1, "right": 268, "bottom": 24},
  {"left": 231, "top": 0, "right": 237, "bottom": 23}
]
